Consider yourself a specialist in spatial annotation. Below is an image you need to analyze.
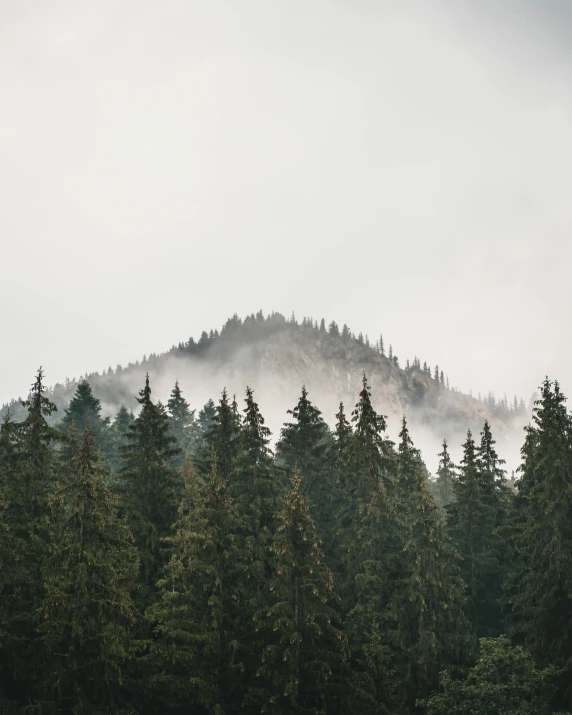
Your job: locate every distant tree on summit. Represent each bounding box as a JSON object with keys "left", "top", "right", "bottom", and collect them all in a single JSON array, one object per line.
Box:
[{"left": 329, "top": 321, "right": 340, "bottom": 337}]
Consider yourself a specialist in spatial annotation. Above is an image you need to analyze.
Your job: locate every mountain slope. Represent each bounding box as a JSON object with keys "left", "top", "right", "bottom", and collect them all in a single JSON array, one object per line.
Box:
[{"left": 1, "top": 312, "right": 527, "bottom": 471}]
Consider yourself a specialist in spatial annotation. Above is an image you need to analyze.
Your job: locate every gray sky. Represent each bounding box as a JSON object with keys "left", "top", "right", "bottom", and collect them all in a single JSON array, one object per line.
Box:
[{"left": 1, "top": 0, "right": 571, "bottom": 407}]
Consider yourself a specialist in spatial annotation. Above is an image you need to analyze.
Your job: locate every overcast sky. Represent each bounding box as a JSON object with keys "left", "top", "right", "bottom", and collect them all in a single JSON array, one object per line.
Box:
[{"left": 1, "top": 0, "right": 571, "bottom": 407}]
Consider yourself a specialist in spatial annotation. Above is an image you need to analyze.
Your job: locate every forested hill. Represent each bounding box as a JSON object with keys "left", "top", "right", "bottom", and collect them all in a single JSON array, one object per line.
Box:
[{"left": 1, "top": 310, "right": 527, "bottom": 467}]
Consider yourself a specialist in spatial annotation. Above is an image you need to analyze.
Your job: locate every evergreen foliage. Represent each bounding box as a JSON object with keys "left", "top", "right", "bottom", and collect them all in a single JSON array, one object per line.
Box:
[
  {"left": 256, "top": 474, "right": 348, "bottom": 714},
  {"left": 149, "top": 457, "right": 250, "bottom": 714},
  {"left": 510, "top": 379, "right": 572, "bottom": 709},
  {"left": 0, "top": 361, "right": 568, "bottom": 713},
  {"left": 392, "top": 418, "right": 469, "bottom": 709},
  {"left": 38, "top": 426, "right": 138, "bottom": 713},
  {"left": 167, "top": 380, "right": 195, "bottom": 456},
  {"left": 433, "top": 438, "right": 456, "bottom": 511},
  {"left": 119, "top": 375, "right": 181, "bottom": 602}
]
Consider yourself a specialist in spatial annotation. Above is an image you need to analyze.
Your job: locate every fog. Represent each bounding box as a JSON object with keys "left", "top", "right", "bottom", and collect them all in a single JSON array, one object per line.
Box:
[{"left": 1, "top": 0, "right": 571, "bottom": 417}]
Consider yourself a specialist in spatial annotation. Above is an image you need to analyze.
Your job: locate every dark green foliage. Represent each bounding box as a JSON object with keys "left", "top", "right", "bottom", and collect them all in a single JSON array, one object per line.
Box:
[
  {"left": 392, "top": 417, "right": 469, "bottom": 709},
  {"left": 509, "top": 379, "right": 572, "bottom": 708},
  {"left": 106, "top": 406, "right": 135, "bottom": 473},
  {"left": 347, "top": 479, "right": 400, "bottom": 714},
  {"left": 149, "top": 458, "right": 250, "bottom": 714},
  {"left": 38, "top": 426, "right": 138, "bottom": 713},
  {"left": 200, "top": 388, "right": 241, "bottom": 480},
  {"left": 60, "top": 379, "right": 109, "bottom": 444},
  {"left": 229, "top": 386, "right": 280, "bottom": 542},
  {"left": 18, "top": 368, "right": 60, "bottom": 520},
  {"left": 256, "top": 474, "right": 348, "bottom": 714},
  {"left": 119, "top": 375, "right": 181, "bottom": 601},
  {"left": 350, "top": 374, "right": 391, "bottom": 500},
  {"left": 189, "top": 398, "right": 216, "bottom": 458},
  {"left": 2, "top": 357, "right": 570, "bottom": 713},
  {"left": 275, "top": 386, "right": 331, "bottom": 524},
  {"left": 167, "top": 380, "right": 195, "bottom": 456},
  {"left": 423, "top": 637, "right": 562, "bottom": 715},
  {"left": 447, "top": 424, "right": 509, "bottom": 639}
]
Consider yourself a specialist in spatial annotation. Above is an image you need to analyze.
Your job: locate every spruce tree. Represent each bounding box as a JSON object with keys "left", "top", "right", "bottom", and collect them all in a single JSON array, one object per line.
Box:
[
  {"left": 0, "top": 481, "right": 15, "bottom": 712},
  {"left": 433, "top": 439, "right": 456, "bottom": 511},
  {"left": 275, "top": 386, "right": 330, "bottom": 526},
  {"left": 510, "top": 379, "right": 572, "bottom": 708},
  {"left": 38, "top": 425, "right": 138, "bottom": 714},
  {"left": 347, "top": 478, "right": 400, "bottom": 714},
  {"left": 200, "top": 388, "right": 241, "bottom": 481},
  {"left": 189, "top": 399, "right": 216, "bottom": 458},
  {"left": 446, "top": 425, "right": 508, "bottom": 639},
  {"left": 6, "top": 369, "right": 60, "bottom": 703},
  {"left": 18, "top": 368, "right": 60, "bottom": 521},
  {"left": 351, "top": 374, "right": 391, "bottom": 500},
  {"left": 120, "top": 374, "right": 181, "bottom": 602},
  {"left": 256, "top": 474, "right": 348, "bottom": 715},
  {"left": 106, "top": 405, "right": 135, "bottom": 473},
  {"left": 228, "top": 387, "right": 282, "bottom": 706},
  {"left": 391, "top": 417, "right": 468, "bottom": 709},
  {"left": 149, "top": 457, "right": 250, "bottom": 714},
  {"left": 60, "top": 379, "right": 108, "bottom": 445},
  {"left": 167, "top": 380, "right": 195, "bottom": 456},
  {"left": 229, "top": 386, "right": 280, "bottom": 544}
]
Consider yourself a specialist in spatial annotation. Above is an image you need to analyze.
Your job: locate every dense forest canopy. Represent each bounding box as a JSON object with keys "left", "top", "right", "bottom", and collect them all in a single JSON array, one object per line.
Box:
[{"left": 0, "top": 342, "right": 571, "bottom": 713}]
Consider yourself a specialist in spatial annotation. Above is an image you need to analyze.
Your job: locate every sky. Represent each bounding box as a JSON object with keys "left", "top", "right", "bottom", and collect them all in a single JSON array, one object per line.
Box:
[{"left": 1, "top": 0, "right": 571, "bottom": 407}]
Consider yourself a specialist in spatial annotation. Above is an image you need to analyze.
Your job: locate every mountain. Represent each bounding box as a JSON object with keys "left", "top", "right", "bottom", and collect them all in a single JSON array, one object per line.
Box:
[{"left": 1, "top": 311, "right": 528, "bottom": 472}]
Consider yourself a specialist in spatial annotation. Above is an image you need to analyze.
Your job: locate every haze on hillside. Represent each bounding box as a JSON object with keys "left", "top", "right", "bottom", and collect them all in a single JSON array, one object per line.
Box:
[{"left": 1, "top": 0, "right": 571, "bottom": 409}]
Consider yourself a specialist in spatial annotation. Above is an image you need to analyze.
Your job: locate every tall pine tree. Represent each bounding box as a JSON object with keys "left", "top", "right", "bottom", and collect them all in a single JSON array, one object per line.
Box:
[
  {"left": 38, "top": 425, "right": 138, "bottom": 713},
  {"left": 256, "top": 474, "right": 348, "bottom": 715},
  {"left": 119, "top": 374, "right": 181, "bottom": 603}
]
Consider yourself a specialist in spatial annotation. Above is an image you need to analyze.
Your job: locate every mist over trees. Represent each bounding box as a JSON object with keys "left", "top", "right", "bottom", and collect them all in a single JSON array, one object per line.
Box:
[{"left": 0, "top": 344, "right": 571, "bottom": 713}]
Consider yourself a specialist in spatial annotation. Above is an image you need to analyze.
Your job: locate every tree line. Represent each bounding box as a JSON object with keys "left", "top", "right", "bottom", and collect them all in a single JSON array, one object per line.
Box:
[{"left": 0, "top": 368, "right": 570, "bottom": 714}]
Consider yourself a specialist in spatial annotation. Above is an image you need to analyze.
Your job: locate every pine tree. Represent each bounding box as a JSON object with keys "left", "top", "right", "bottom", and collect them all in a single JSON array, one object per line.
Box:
[
  {"left": 200, "top": 388, "right": 241, "bottom": 481},
  {"left": 509, "top": 379, "right": 572, "bottom": 709},
  {"left": 18, "top": 368, "right": 60, "bottom": 521},
  {"left": 149, "top": 457, "right": 250, "bottom": 714},
  {"left": 229, "top": 387, "right": 282, "bottom": 706},
  {"left": 119, "top": 374, "right": 181, "bottom": 602},
  {"left": 392, "top": 417, "right": 469, "bottom": 709},
  {"left": 350, "top": 375, "right": 391, "bottom": 501},
  {"left": 379, "top": 335, "right": 385, "bottom": 357},
  {"left": 38, "top": 425, "right": 138, "bottom": 714},
  {"left": 5, "top": 369, "right": 61, "bottom": 703},
  {"left": 167, "top": 380, "right": 195, "bottom": 455},
  {"left": 275, "top": 386, "right": 330, "bottom": 526},
  {"left": 329, "top": 321, "right": 340, "bottom": 337},
  {"left": 433, "top": 439, "right": 456, "bottom": 511},
  {"left": 189, "top": 398, "right": 216, "bottom": 458},
  {"left": 347, "top": 478, "right": 401, "bottom": 714},
  {"left": 0, "top": 478, "right": 16, "bottom": 712},
  {"left": 60, "top": 379, "right": 109, "bottom": 445},
  {"left": 106, "top": 406, "right": 135, "bottom": 473},
  {"left": 256, "top": 474, "right": 348, "bottom": 715},
  {"left": 447, "top": 425, "right": 508, "bottom": 639}
]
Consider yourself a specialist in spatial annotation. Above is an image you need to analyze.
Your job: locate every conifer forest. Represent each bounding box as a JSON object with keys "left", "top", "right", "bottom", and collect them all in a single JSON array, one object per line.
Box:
[{"left": 0, "top": 315, "right": 571, "bottom": 714}]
